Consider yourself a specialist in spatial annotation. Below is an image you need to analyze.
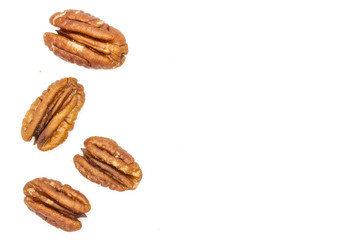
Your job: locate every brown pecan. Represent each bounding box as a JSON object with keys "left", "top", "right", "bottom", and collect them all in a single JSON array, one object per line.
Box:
[
  {"left": 44, "top": 9, "right": 128, "bottom": 69},
  {"left": 74, "top": 136, "right": 142, "bottom": 191},
  {"left": 21, "top": 77, "right": 85, "bottom": 151},
  {"left": 23, "top": 177, "right": 91, "bottom": 232}
]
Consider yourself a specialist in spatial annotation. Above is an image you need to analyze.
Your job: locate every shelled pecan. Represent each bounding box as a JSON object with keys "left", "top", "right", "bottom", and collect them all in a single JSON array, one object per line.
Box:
[
  {"left": 23, "top": 178, "right": 91, "bottom": 232},
  {"left": 74, "top": 136, "right": 142, "bottom": 191},
  {"left": 44, "top": 9, "right": 128, "bottom": 69},
  {"left": 21, "top": 77, "right": 85, "bottom": 151}
]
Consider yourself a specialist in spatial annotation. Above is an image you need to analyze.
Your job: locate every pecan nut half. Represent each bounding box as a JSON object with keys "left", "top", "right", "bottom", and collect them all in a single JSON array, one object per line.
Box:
[
  {"left": 74, "top": 136, "right": 143, "bottom": 191},
  {"left": 21, "top": 77, "right": 85, "bottom": 151},
  {"left": 44, "top": 10, "right": 128, "bottom": 69},
  {"left": 23, "top": 177, "right": 91, "bottom": 232}
]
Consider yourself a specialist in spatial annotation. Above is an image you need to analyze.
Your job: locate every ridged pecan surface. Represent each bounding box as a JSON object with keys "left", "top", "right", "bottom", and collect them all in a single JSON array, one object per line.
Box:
[
  {"left": 74, "top": 136, "right": 142, "bottom": 191},
  {"left": 44, "top": 10, "right": 128, "bottom": 69},
  {"left": 23, "top": 178, "right": 91, "bottom": 232},
  {"left": 21, "top": 77, "right": 85, "bottom": 151}
]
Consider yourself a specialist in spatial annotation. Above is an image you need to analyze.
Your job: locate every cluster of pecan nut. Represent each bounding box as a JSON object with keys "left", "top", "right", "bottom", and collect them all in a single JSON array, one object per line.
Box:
[{"left": 21, "top": 10, "right": 142, "bottom": 232}]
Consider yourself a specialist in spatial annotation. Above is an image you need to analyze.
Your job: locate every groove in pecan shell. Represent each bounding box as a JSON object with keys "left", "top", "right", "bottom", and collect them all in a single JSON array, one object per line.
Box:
[
  {"left": 23, "top": 178, "right": 91, "bottom": 232},
  {"left": 21, "top": 77, "right": 85, "bottom": 151},
  {"left": 74, "top": 136, "right": 142, "bottom": 192},
  {"left": 44, "top": 9, "right": 128, "bottom": 69}
]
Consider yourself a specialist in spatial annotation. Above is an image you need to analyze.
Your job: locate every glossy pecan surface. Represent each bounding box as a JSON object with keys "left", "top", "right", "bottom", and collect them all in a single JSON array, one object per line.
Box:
[
  {"left": 44, "top": 10, "right": 128, "bottom": 69},
  {"left": 21, "top": 77, "right": 85, "bottom": 151},
  {"left": 74, "top": 136, "right": 142, "bottom": 191},
  {"left": 23, "top": 178, "right": 91, "bottom": 232}
]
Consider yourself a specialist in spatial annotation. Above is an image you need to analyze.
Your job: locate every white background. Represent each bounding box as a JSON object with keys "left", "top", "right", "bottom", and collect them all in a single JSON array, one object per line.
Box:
[{"left": 0, "top": 0, "right": 359, "bottom": 239}]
